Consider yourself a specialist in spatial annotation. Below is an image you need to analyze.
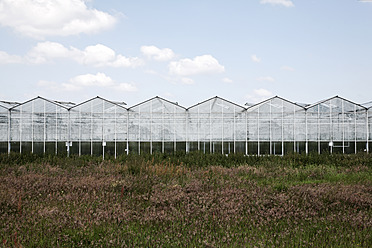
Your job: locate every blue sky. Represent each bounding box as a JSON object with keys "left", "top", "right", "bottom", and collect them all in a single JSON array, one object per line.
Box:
[{"left": 1, "top": 0, "right": 372, "bottom": 107}]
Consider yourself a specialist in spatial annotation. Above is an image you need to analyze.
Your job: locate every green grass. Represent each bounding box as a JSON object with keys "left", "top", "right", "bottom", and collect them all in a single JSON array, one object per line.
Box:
[{"left": 0, "top": 152, "right": 371, "bottom": 247}]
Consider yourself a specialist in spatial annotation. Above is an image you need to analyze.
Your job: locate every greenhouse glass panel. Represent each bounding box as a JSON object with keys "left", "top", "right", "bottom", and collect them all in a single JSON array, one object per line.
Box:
[
  {"left": 69, "top": 97, "right": 127, "bottom": 158},
  {"left": 247, "top": 96, "right": 306, "bottom": 155},
  {"left": 0, "top": 105, "right": 9, "bottom": 153},
  {"left": 9, "top": 97, "right": 69, "bottom": 155},
  {"left": 187, "top": 97, "right": 246, "bottom": 154},
  {"left": 128, "top": 97, "right": 186, "bottom": 154},
  {"left": 306, "top": 96, "right": 367, "bottom": 154}
]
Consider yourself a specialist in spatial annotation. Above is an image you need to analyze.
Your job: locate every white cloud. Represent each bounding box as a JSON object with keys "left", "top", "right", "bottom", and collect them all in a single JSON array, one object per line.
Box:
[
  {"left": 0, "top": 0, "right": 117, "bottom": 39},
  {"left": 25, "top": 42, "right": 143, "bottom": 68},
  {"left": 141, "top": 45, "right": 175, "bottom": 61},
  {"left": 0, "top": 51, "right": 23, "bottom": 64},
  {"left": 181, "top": 77, "right": 194, "bottom": 85},
  {"left": 260, "top": 0, "right": 294, "bottom": 7},
  {"left": 246, "top": 88, "right": 274, "bottom": 103},
  {"left": 169, "top": 55, "right": 225, "bottom": 76},
  {"left": 38, "top": 72, "right": 138, "bottom": 92},
  {"left": 256, "top": 76, "right": 275, "bottom": 82},
  {"left": 222, "top": 77, "right": 233, "bottom": 83},
  {"left": 281, "top": 65, "right": 295, "bottom": 71},
  {"left": 251, "top": 54, "right": 261, "bottom": 63}
]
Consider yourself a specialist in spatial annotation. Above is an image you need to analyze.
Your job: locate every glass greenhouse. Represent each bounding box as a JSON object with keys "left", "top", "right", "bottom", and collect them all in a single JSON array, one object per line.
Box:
[{"left": 0, "top": 95, "right": 370, "bottom": 156}]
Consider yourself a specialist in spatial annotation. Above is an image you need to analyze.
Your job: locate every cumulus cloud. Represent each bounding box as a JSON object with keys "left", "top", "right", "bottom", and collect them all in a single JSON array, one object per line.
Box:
[
  {"left": 38, "top": 72, "right": 137, "bottom": 92},
  {"left": 0, "top": 51, "right": 23, "bottom": 64},
  {"left": 141, "top": 45, "right": 175, "bottom": 61},
  {"left": 181, "top": 77, "right": 194, "bottom": 85},
  {"left": 222, "top": 77, "right": 233, "bottom": 83},
  {"left": 246, "top": 88, "right": 274, "bottom": 103},
  {"left": 256, "top": 76, "right": 275, "bottom": 82},
  {"left": 169, "top": 55, "right": 225, "bottom": 76},
  {"left": 0, "top": 0, "right": 117, "bottom": 39},
  {"left": 25, "top": 42, "right": 143, "bottom": 67},
  {"left": 260, "top": 0, "right": 294, "bottom": 7},
  {"left": 251, "top": 54, "right": 261, "bottom": 63}
]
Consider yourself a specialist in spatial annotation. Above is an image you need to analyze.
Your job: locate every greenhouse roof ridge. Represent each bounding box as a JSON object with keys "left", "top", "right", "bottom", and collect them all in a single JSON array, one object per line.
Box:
[
  {"left": 305, "top": 95, "right": 367, "bottom": 110},
  {"left": 128, "top": 96, "right": 187, "bottom": 110},
  {"left": 9, "top": 96, "right": 70, "bottom": 111},
  {"left": 246, "top": 95, "right": 306, "bottom": 111},
  {"left": 187, "top": 96, "right": 246, "bottom": 110},
  {"left": 68, "top": 96, "right": 128, "bottom": 110}
]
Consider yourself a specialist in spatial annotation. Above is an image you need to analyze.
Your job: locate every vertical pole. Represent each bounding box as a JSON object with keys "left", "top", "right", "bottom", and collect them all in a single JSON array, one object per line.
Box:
[
  {"left": 32, "top": 101, "right": 34, "bottom": 153},
  {"left": 67, "top": 110, "right": 71, "bottom": 157},
  {"left": 354, "top": 105, "right": 357, "bottom": 154},
  {"left": 79, "top": 107, "right": 81, "bottom": 156},
  {"left": 305, "top": 109, "right": 308, "bottom": 154},
  {"left": 126, "top": 110, "right": 129, "bottom": 155},
  {"left": 8, "top": 109, "right": 11, "bottom": 154},
  {"left": 43, "top": 100, "right": 46, "bottom": 154},
  {"left": 173, "top": 105, "right": 176, "bottom": 152},
  {"left": 198, "top": 105, "right": 200, "bottom": 151},
  {"left": 258, "top": 107, "right": 260, "bottom": 156},
  {"left": 318, "top": 105, "right": 320, "bottom": 154},
  {"left": 150, "top": 100, "right": 153, "bottom": 155},
  {"left": 91, "top": 101, "right": 93, "bottom": 156},
  {"left": 282, "top": 101, "right": 284, "bottom": 156},
  {"left": 210, "top": 101, "right": 212, "bottom": 153},
  {"left": 269, "top": 100, "right": 272, "bottom": 155},
  {"left": 233, "top": 106, "right": 236, "bottom": 154},
  {"left": 114, "top": 106, "right": 117, "bottom": 159},
  {"left": 55, "top": 105, "right": 58, "bottom": 155},
  {"left": 245, "top": 109, "right": 248, "bottom": 155},
  {"left": 342, "top": 101, "right": 345, "bottom": 154},
  {"left": 20, "top": 105, "right": 22, "bottom": 154},
  {"left": 186, "top": 109, "right": 189, "bottom": 153},
  {"left": 138, "top": 105, "right": 141, "bottom": 155},
  {"left": 102, "top": 100, "right": 105, "bottom": 160},
  {"left": 162, "top": 101, "right": 164, "bottom": 153},
  {"left": 330, "top": 101, "right": 333, "bottom": 154},
  {"left": 293, "top": 105, "right": 296, "bottom": 153},
  {"left": 366, "top": 109, "right": 369, "bottom": 154},
  {"left": 221, "top": 102, "right": 224, "bottom": 154}
]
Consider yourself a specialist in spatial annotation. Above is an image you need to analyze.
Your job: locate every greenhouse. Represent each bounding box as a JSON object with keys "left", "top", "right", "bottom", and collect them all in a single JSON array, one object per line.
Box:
[{"left": 0, "top": 95, "right": 370, "bottom": 156}]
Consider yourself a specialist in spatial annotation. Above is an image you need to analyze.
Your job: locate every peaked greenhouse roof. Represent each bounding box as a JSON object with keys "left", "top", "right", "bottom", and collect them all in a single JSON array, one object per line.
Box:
[{"left": 187, "top": 96, "right": 246, "bottom": 111}]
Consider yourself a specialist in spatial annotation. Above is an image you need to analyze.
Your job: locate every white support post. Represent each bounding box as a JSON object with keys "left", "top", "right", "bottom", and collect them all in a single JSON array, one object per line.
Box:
[
  {"left": 8, "top": 110, "right": 11, "bottom": 154},
  {"left": 126, "top": 111, "right": 129, "bottom": 155},
  {"left": 305, "top": 109, "right": 308, "bottom": 154},
  {"left": 102, "top": 100, "right": 105, "bottom": 160},
  {"left": 318, "top": 105, "right": 320, "bottom": 154},
  {"left": 210, "top": 101, "right": 212, "bottom": 153},
  {"left": 269, "top": 100, "right": 272, "bottom": 155},
  {"left": 79, "top": 107, "right": 81, "bottom": 156},
  {"left": 330, "top": 101, "right": 333, "bottom": 154},
  {"left": 233, "top": 106, "right": 236, "bottom": 154},
  {"left": 293, "top": 105, "right": 295, "bottom": 153},
  {"left": 221, "top": 102, "right": 224, "bottom": 154},
  {"left": 20, "top": 105, "right": 22, "bottom": 154},
  {"left": 173, "top": 106, "right": 176, "bottom": 152},
  {"left": 138, "top": 105, "right": 141, "bottom": 155},
  {"left": 258, "top": 107, "right": 260, "bottom": 156},
  {"left": 114, "top": 106, "right": 117, "bottom": 159},
  {"left": 32, "top": 101, "right": 34, "bottom": 153},
  {"left": 354, "top": 105, "right": 357, "bottom": 154},
  {"left": 342, "top": 101, "right": 345, "bottom": 154},
  {"left": 281, "top": 101, "right": 284, "bottom": 156},
  {"left": 150, "top": 100, "right": 153, "bottom": 155},
  {"left": 367, "top": 110, "right": 369, "bottom": 154},
  {"left": 91, "top": 101, "right": 93, "bottom": 156},
  {"left": 245, "top": 110, "right": 248, "bottom": 155},
  {"left": 162, "top": 101, "right": 164, "bottom": 153},
  {"left": 198, "top": 106, "right": 200, "bottom": 151},
  {"left": 43, "top": 100, "right": 46, "bottom": 154},
  {"left": 55, "top": 105, "right": 58, "bottom": 155}
]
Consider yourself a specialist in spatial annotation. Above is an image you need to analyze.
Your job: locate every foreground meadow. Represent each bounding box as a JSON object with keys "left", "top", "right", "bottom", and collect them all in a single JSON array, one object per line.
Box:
[{"left": 0, "top": 153, "right": 371, "bottom": 247}]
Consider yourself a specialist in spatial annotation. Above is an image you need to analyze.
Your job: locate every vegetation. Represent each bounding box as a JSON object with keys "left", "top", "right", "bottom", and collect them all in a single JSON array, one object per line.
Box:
[{"left": 0, "top": 152, "right": 371, "bottom": 247}]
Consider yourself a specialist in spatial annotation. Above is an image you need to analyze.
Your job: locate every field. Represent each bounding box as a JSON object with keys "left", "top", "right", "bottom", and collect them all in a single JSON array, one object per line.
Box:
[{"left": 0, "top": 152, "right": 371, "bottom": 247}]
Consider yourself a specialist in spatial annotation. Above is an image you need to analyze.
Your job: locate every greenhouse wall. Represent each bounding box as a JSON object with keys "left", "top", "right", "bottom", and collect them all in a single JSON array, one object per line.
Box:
[{"left": 0, "top": 95, "right": 371, "bottom": 156}]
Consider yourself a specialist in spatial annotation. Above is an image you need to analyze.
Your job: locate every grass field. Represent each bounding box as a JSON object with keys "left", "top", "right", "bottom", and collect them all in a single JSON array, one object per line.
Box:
[{"left": 0, "top": 152, "right": 371, "bottom": 247}]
